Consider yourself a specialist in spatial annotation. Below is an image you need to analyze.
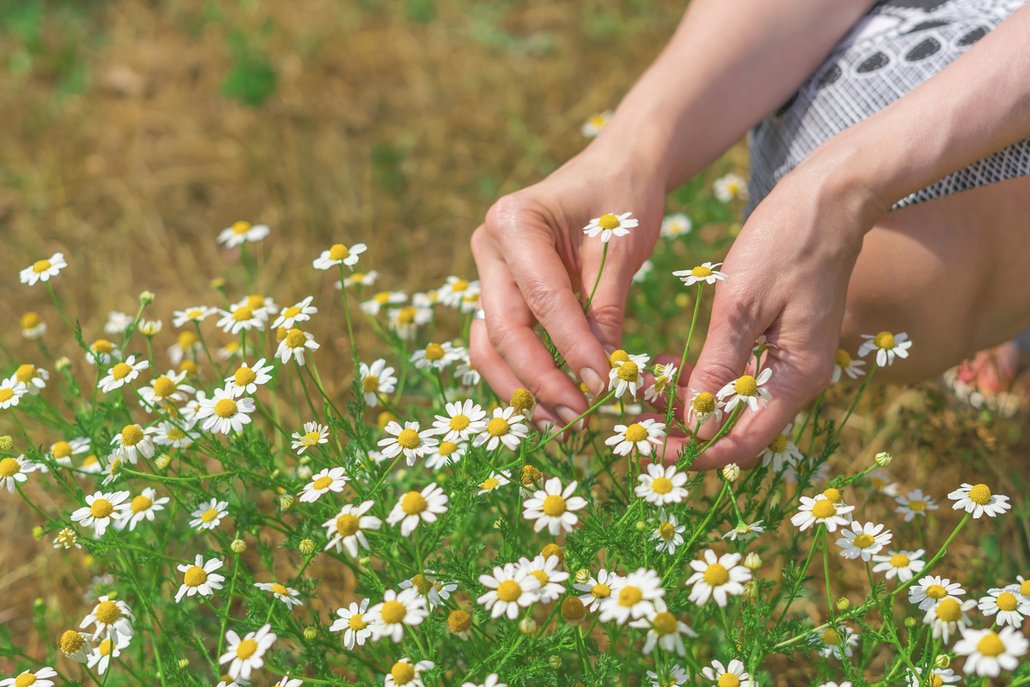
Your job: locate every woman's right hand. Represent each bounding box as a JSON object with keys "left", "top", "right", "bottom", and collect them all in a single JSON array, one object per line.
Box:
[{"left": 469, "top": 143, "right": 667, "bottom": 428}]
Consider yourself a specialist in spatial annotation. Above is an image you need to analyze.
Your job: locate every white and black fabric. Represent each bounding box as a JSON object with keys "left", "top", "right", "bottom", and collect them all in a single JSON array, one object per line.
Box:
[{"left": 747, "top": 0, "right": 1030, "bottom": 214}]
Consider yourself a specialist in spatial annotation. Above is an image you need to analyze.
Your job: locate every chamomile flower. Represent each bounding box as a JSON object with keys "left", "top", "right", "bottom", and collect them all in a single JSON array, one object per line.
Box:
[
  {"left": 954, "top": 626, "right": 1028, "bottom": 677},
  {"left": 20, "top": 252, "right": 67, "bottom": 285},
  {"left": 473, "top": 406, "right": 529, "bottom": 451},
  {"left": 387, "top": 483, "right": 449, "bottom": 536},
  {"left": 478, "top": 562, "right": 541, "bottom": 620},
  {"left": 523, "top": 478, "right": 587, "bottom": 535},
  {"left": 175, "top": 555, "right": 225, "bottom": 602},
  {"left": 13, "top": 364, "right": 48, "bottom": 395},
  {"left": 660, "top": 213, "right": 692, "bottom": 239},
  {"left": 80, "top": 596, "right": 134, "bottom": 642},
  {"left": 583, "top": 212, "right": 638, "bottom": 243},
  {"left": 313, "top": 242, "right": 367, "bottom": 270},
  {"left": 0, "top": 455, "right": 37, "bottom": 492},
  {"left": 385, "top": 659, "right": 434, "bottom": 687},
  {"left": 254, "top": 582, "right": 303, "bottom": 609},
  {"left": 871, "top": 549, "right": 925, "bottom": 582},
  {"left": 979, "top": 586, "right": 1030, "bottom": 628},
  {"left": 299, "top": 467, "right": 348, "bottom": 503},
  {"left": 341, "top": 270, "right": 378, "bottom": 289},
  {"left": 86, "top": 635, "right": 130, "bottom": 675},
  {"left": 574, "top": 568, "right": 618, "bottom": 612},
  {"left": 361, "top": 291, "right": 407, "bottom": 316},
  {"left": 858, "top": 331, "right": 912, "bottom": 367},
  {"left": 713, "top": 173, "right": 748, "bottom": 202},
  {"left": 98, "top": 355, "right": 149, "bottom": 394},
  {"left": 425, "top": 440, "right": 467, "bottom": 470},
  {"left": 609, "top": 356, "right": 648, "bottom": 399},
  {"left": 791, "top": 493, "right": 855, "bottom": 532},
  {"left": 606, "top": 419, "right": 665, "bottom": 456},
  {"left": 686, "top": 550, "right": 751, "bottom": 607},
  {"left": 895, "top": 489, "right": 939, "bottom": 521},
  {"left": 217, "top": 303, "right": 266, "bottom": 335},
  {"left": 832, "top": 348, "right": 865, "bottom": 382},
  {"left": 71, "top": 490, "right": 130, "bottom": 537},
  {"left": 835, "top": 521, "right": 892, "bottom": 561},
  {"left": 599, "top": 568, "right": 664, "bottom": 624},
  {"left": 271, "top": 296, "right": 317, "bottom": 330},
  {"left": 460, "top": 675, "right": 506, "bottom": 687},
  {"left": 399, "top": 570, "right": 457, "bottom": 610},
  {"left": 644, "top": 362, "right": 678, "bottom": 404},
  {"left": 633, "top": 259, "right": 654, "bottom": 284},
  {"left": 652, "top": 511, "right": 685, "bottom": 555},
  {"left": 631, "top": 600, "right": 696, "bottom": 656},
  {"left": 635, "top": 463, "right": 689, "bottom": 506},
  {"left": 190, "top": 498, "right": 229, "bottom": 531},
  {"left": 701, "top": 659, "right": 753, "bottom": 687},
  {"left": 138, "top": 370, "right": 195, "bottom": 410},
  {"left": 410, "top": 342, "right": 457, "bottom": 370},
  {"left": 437, "top": 276, "right": 478, "bottom": 308},
  {"left": 330, "top": 599, "right": 374, "bottom": 649},
  {"left": 20, "top": 311, "right": 46, "bottom": 339},
  {"left": 219, "top": 624, "right": 276, "bottom": 680},
  {"left": 817, "top": 624, "right": 859, "bottom": 660},
  {"left": 924, "top": 597, "right": 976, "bottom": 643},
  {"left": 454, "top": 351, "right": 481, "bottom": 386},
  {"left": 0, "top": 377, "right": 27, "bottom": 409},
  {"left": 87, "top": 338, "right": 122, "bottom": 366},
  {"left": 218, "top": 221, "right": 269, "bottom": 247},
  {"left": 359, "top": 359, "right": 397, "bottom": 406},
  {"left": 905, "top": 668, "right": 958, "bottom": 687},
  {"left": 580, "top": 110, "right": 611, "bottom": 138},
  {"left": 717, "top": 368, "right": 773, "bottom": 413},
  {"left": 759, "top": 423, "right": 803, "bottom": 470},
  {"left": 518, "top": 554, "right": 569, "bottom": 603},
  {"left": 867, "top": 468, "right": 899, "bottom": 496},
  {"left": 291, "top": 422, "right": 329, "bottom": 455},
  {"left": 223, "top": 359, "right": 273, "bottom": 397},
  {"left": 379, "top": 421, "right": 438, "bottom": 466},
  {"left": 172, "top": 306, "right": 213, "bottom": 327},
  {"left": 116, "top": 487, "right": 169, "bottom": 531},
  {"left": 1, "top": 668, "right": 58, "bottom": 687},
  {"left": 167, "top": 331, "right": 199, "bottom": 366},
  {"left": 110, "top": 424, "right": 156, "bottom": 464},
  {"left": 370, "top": 588, "right": 427, "bottom": 642},
  {"left": 722, "top": 520, "right": 765, "bottom": 542},
  {"left": 909, "top": 576, "right": 965, "bottom": 611},
  {"left": 947, "top": 482, "right": 1010, "bottom": 518},
  {"left": 197, "top": 386, "right": 255, "bottom": 434},
  {"left": 388, "top": 305, "right": 433, "bottom": 340},
  {"left": 49, "top": 437, "right": 90, "bottom": 465},
  {"left": 673, "top": 262, "right": 727, "bottom": 287},
  {"left": 324, "top": 501, "right": 381, "bottom": 556},
  {"left": 431, "top": 400, "right": 486, "bottom": 442},
  {"left": 646, "top": 665, "right": 689, "bottom": 687},
  {"left": 276, "top": 328, "right": 320, "bottom": 366}
]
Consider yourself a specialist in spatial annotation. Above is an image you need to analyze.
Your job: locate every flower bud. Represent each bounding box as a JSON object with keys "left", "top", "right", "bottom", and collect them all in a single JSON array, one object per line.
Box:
[
  {"left": 447, "top": 610, "right": 471, "bottom": 635},
  {"left": 836, "top": 597, "right": 851, "bottom": 612},
  {"left": 743, "top": 580, "right": 759, "bottom": 601},
  {"left": 177, "top": 659, "right": 190, "bottom": 669},
  {"left": 139, "top": 291, "right": 156, "bottom": 305},
  {"left": 904, "top": 616, "right": 917, "bottom": 628},
  {"left": 743, "top": 552, "right": 762, "bottom": 570},
  {"left": 210, "top": 277, "right": 226, "bottom": 291},
  {"left": 279, "top": 493, "right": 295, "bottom": 511},
  {"left": 874, "top": 451, "right": 893, "bottom": 467},
  {"left": 297, "top": 466, "right": 313, "bottom": 480},
  {"left": 231, "top": 538, "right": 247, "bottom": 554},
  {"left": 358, "top": 556, "right": 371, "bottom": 567},
  {"left": 635, "top": 521, "right": 646, "bottom": 532},
  {"left": 32, "top": 526, "right": 44, "bottom": 540},
  {"left": 935, "top": 654, "right": 950, "bottom": 668},
  {"left": 722, "top": 463, "right": 741, "bottom": 482},
  {"left": 521, "top": 465, "right": 542, "bottom": 486},
  {"left": 155, "top": 453, "right": 172, "bottom": 470},
  {"left": 548, "top": 655, "right": 562, "bottom": 669},
  {"left": 139, "top": 319, "right": 162, "bottom": 337},
  {"left": 299, "top": 539, "right": 316, "bottom": 556},
  {"left": 561, "top": 596, "right": 586, "bottom": 625},
  {"left": 55, "top": 356, "right": 71, "bottom": 371},
  {"left": 540, "top": 543, "right": 564, "bottom": 561},
  {"left": 303, "top": 626, "right": 317, "bottom": 640},
  {"left": 518, "top": 617, "right": 537, "bottom": 634},
  {"left": 0, "top": 435, "right": 13, "bottom": 450},
  {"left": 510, "top": 388, "right": 535, "bottom": 416},
  {"left": 574, "top": 568, "right": 591, "bottom": 585}
]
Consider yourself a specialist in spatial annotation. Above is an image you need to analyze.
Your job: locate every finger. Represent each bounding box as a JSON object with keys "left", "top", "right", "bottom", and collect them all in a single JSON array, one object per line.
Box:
[
  {"left": 486, "top": 197, "right": 611, "bottom": 397},
  {"left": 472, "top": 226, "right": 591, "bottom": 425}
]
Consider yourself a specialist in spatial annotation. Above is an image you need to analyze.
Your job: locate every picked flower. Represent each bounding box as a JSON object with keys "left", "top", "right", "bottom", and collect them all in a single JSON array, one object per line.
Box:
[
  {"left": 582, "top": 212, "right": 638, "bottom": 243},
  {"left": 858, "top": 331, "right": 912, "bottom": 367},
  {"left": 673, "top": 262, "right": 727, "bottom": 287},
  {"left": 832, "top": 348, "right": 865, "bottom": 383},
  {"left": 717, "top": 369, "right": 773, "bottom": 413},
  {"left": 580, "top": 110, "right": 611, "bottom": 138}
]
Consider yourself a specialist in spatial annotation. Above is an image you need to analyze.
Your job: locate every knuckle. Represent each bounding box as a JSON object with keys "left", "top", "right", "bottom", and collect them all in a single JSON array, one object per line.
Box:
[
  {"left": 485, "top": 194, "right": 525, "bottom": 239},
  {"left": 520, "top": 277, "right": 558, "bottom": 320}
]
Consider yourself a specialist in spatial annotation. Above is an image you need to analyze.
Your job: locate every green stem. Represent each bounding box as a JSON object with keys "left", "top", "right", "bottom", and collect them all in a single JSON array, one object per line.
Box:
[{"left": 582, "top": 243, "right": 609, "bottom": 313}]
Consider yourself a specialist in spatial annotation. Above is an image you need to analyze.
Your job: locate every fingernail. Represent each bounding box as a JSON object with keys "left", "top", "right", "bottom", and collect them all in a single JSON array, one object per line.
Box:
[
  {"left": 556, "top": 406, "right": 582, "bottom": 429},
  {"left": 579, "top": 368, "right": 605, "bottom": 396}
]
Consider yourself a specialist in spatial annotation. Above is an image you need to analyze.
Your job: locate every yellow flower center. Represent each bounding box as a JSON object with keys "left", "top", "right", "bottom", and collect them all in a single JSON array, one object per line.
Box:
[
  {"left": 396, "top": 429, "right": 421, "bottom": 449},
  {"left": 283, "top": 306, "right": 302, "bottom": 319},
  {"left": 835, "top": 349, "right": 852, "bottom": 368},
  {"left": 717, "top": 674, "right": 741, "bottom": 687},
  {"left": 597, "top": 213, "right": 620, "bottom": 230},
  {"left": 131, "top": 495, "right": 153, "bottom": 513},
  {"left": 926, "top": 584, "right": 948, "bottom": 600},
  {"left": 853, "top": 534, "right": 876, "bottom": 549},
  {"left": 996, "top": 591, "right": 1018, "bottom": 611},
  {"left": 511, "top": 388, "right": 534, "bottom": 411},
  {"left": 312, "top": 476, "right": 333, "bottom": 490},
  {"left": 496, "top": 579, "right": 523, "bottom": 602},
  {"left": 449, "top": 414, "right": 470, "bottom": 431},
  {"left": 531, "top": 570, "right": 549, "bottom": 586},
  {"left": 373, "top": 291, "right": 391, "bottom": 304},
  {"left": 589, "top": 114, "right": 606, "bottom": 127},
  {"left": 487, "top": 417, "right": 510, "bottom": 437},
  {"left": 381, "top": 600, "right": 406, "bottom": 624},
  {"left": 927, "top": 675, "right": 944, "bottom": 687},
  {"left": 618, "top": 586, "right": 642, "bottom": 607},
  {"left": 768, "top": 434, "right": 787, "bottom": 452},
  {"left": 232, "top": 220, "right": 252, "bottom": 235},
  {"left": 286, "top": 329, "right": 306, "bottom": 348},
  {"left": 200, "top": 508, "right": 220, "bottom": 523},
  {"left": 936, "top": 598, "right": 962, "bottom": 622},
  {"left": 424, "top": 343, "right": 445, "bottom": 361},
  {"left": 0, "top": 388, "right": 15, "bottom": 403},
  {"left": 821, "top": 628, "right": 840, "bottom": 645},
  {"left": 1021, "top": 579, "right": 1030, "bottom": 596},
  {"left": 616, "top": 361, "right": 639, "bottom": 382},
  {"left": 650, "top": 477, "right": 673, "bottom": 494},
  {"left": 704, "top": 563, "right": 730, "bottom": 586},
  {"left": 811, "top": 500, "right": 837, "bottom": 519},
  {"left": 178, "top": 331, "right": 198, "bottom": 348},
  {"left": 480, "top": 477, "right": 499, "bottom": 491},
  {"left": 59, "top": 630, "right": 84, "bottom": 653},
  {"left": 235, "top": 638, "right": 258, "bottom": 659},
  {"left": 229, "top": 368, "right": 256, "bottom": 391},
  {"left": 822, "top": 488, "right": 843, "bottom": 504},
  {"left": 873, "top": 331, "right": 895, "bottom": 349},
  {"left": 968, "top": 483, "right": 992, "bottom": 505},
  {"left": 401, "top": 491, "right": 428, "bottom": 515},
  {"left": 908, "top": 499, "right": 927, "bottom": 512},
  {"left": 94, "top": 600, "right": 121, "bottom": 624},
  {"left": 21, "top": 312, "right": 41, "bottom": 329},
  {"left": 690, "top": 265, "right": 713, "bottom": 278},
  {"left": 302, "top": 431, "right": 322, "bottom": 446},
  {"left": 14, "top": 672, "right": 37, "bottom": 687},
  {"left": 153, "top": 376, "right": 177, "bottom": 398},
  {"left": 362, "top": 374, "right": 379, "bottom": 392},
  {"left": 214, "top": 398, "right": 238, "bottom": 418},
  {"left": 658, "top": 522, "right": 676, "bottom": 541},
  {"left": 390, "top": 661, "right": 415, "bottom": 685},
  {"left": 609, "top": 349, "right": 629, "bottom": 366},
  {"left": 624, "top": 423, "right": 648, "bottom": 443},
  {"left": 166, "top": 428, "right": 185, "bottom": 441},
  {"left": 336, "top": 514, "right": 360, "bottom": 536},
  {"left": 92, "top": 339, "right": 114, "bottom": 355},
  {"left": 348, "top": 613, "right": 367, "bottom": 631},
  {"left": 450, "top": 279, "right": 469, "bottom": 292},
  {"left": 411, "top": 573, "right": 431, "bottom": 595},
  {"left": 977, "top": 632, "right": 1005, "bottom": 657},
  {"left": 438, "top": 441, "right": 458, "bottom": 456},
  {"left": 52, "top": 440, "right": 72, "bottom": 459},
  {"left": 15, "top": 364, "right": 35, "bottom": 383},
  {"left": 542, "top": 494, "right": 566, "bottom": 516},
  {"left": 651, "top": 611, "right": 678, "bottom": 635},
  {"left": 110, "top": 362, "right": 133, "bottom": 380},
  {"left": 184, "top": 566, "right": 208, "bottom": 586},
  {"left": 396, "top": 307, "right": 417, "bottom": 325},
  {"left": 270, "top": 583, "right": 289, "bottom": 596},
  {"left": 0, "top": 458, "right": 20, "bottom": 478},
  {"left": 889, "top": 553, "right": 910, "bottom": 568},
  {"left": 591, "top": 583, "right": 611, "bottom": 599},
  {"left": 90, "top": 499, "right": 114, "bottom": 519},
  {"left": 328, "top": 243, "right": 350, "bottom": 261},
  {"left": 733, "top": 375, "right": 757, "bottom": 396},
  {"left": 32, "top": 259, "right": 52, "bottom": 273},
  {"left": 232, "top": 306, "right": 254, "bottom": 323},
  {"left": 98, "top": 639, "right": 113, "bottom": 657}
]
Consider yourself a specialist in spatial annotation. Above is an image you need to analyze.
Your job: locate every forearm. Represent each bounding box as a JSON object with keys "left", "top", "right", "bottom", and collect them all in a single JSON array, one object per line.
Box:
[
  {"left": 591, "top": 0, "right": 876, "bottom": 190},
  {"left": 806, "top": 5, "right": 1030, "bottom": 220}
]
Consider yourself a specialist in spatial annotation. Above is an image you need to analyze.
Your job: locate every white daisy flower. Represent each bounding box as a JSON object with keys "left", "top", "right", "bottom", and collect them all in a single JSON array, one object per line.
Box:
[
  {"left": 631, "top": 599, "right": 696, "bottom": 656},
  {"left": 20, "top": 252, "right": 67, "bottom": 285},
  {"left": 644, "top": 362, "right": 678, "bottom": 404},
  {"left": 436, "top": 276, "right": 477, "bottom": 308},
  {"left": 196, "top": 386, "right": 255, "bottom": 434},
  {"left": 299, "top": 467, "right": 348, "bottom": 503},
  {"left": 979, "top": 586, "right": 1030, "bottom": 628},
  {"left": 660, "top": 213, "right": 692, "bottom": 239},
  {"left": 329, "top": 599, "right": 374, "bottom": 649},
  {"left": 172, "top": 306, "right": 213, "bottom": 327},
  {"left": 109, "top": 423, "right": 156, "bottom": 464},
  {"left": 858, "top": 331, "right": 912, "bottom": 367},
  {"left": 646, "top": 665, "right": 688, "bottom": 687},
  {"left": 98, "top": 355, "right": 150, "bottom": 394},
  {"left": 313, "top": 242, "right": 367, "bottom": 270},
  {"left": 686, "top": 550, "right": 751, "bottom": 607},
  {"left": 175, "top": 555, "right": 225, "bottom": 602},
  {"left": 0, "top": 455, "right": 38, "bottom": 493},
  {"left": 217, "top": 303, "right": 266, "bottom": 335},
  {"left": 473, "top": 406, "right": 529, "bottom": 451},
  {"left": 291, "top": 422, "right": 330, "bottom": 455},
  {"left": 523, "top": 477, "right": 587, "bottom": 536},
  {"left": 924, "top": 596, "right": 976, "bottom": 643},
  {"left": 895, "top": 489, "right": 939, "bottom": 521},
  {"left": 71, "top": 491, "right": 130, "bottom": 537},
  {"left": 790, "top": 493, "right": 855, "bottom": 532},
  {"left": 359, "top": 358, "right": 398, "bottom": 407},
  {"left": 701, "top": 659, "right": 753, "bottom": 687},
  {"left": 12, "top": 364, "right": 48, "bottom": 395},
  {"left": 953, "top": 626, "right": 1028, "bottom": 677},
  {"left": 517, "top": 555, "right": 569, "bottom": 603},
  {"left": 387, "top": 483, "right": 448, "bottom": 537},
  {"left": 817, "top": 624, "right": 859, "bottom": 660},
  {"left": 633, "top": 259, "right": 654, "bottom": 284},
  {"left": 606, "top": 419, "right": 665, "bottom": 456},
  {"left": 713, "top": 173, "right": 748, "bottom": 203},
  {"left": 399, "top": 570, "right": 458, "bottom": 611},
  {"left": 86, "top": 634, "right": 130, "bottom": 675},
  {"left": 717, "top": 368, "right": 773, "bottom": 413},
  {"left": 138, "top": 370, "right": 195, "bottom": 410},
  {"left": 474, "top": 470, "right": 513, "bottom": 496},
  {"left": 271, "top": 296, "right": 317, "bottom": 330},
  {"left": 758, "top": 423, "right": 803, "bottom": 471},
  {"left": 225, "top": 358, "right": 274, "bottom": 397},
  {"left": 635, "top": 463, "right": 689, "bottom": 507},
  {"left": 574, "top": 568, "right": 618, "bottom": 613},
  {"left": 49, "top": 437, "right": 90, "bottom": 465},
  {"left": 190, "top": 498, "right": 229, "bottom": 531},
  {"left": 167, "top": 331, "right": 199, "bottom": 366},
  {"left": 580, "top": 110, "right": 611, "bottom": 138},
  {"left": 384, "top": 658, "right": 434, "bottom": 687},
  {"left": 608, "top": 355, "right": 648, "bottom": 399},
  {"left": 867, "top": 468, "right": 900, "bottom": 497},
  {"left": 219, "top": 623, "right": 276, "bottom": 680},
  {"left": 583, "top": 212, "right": 638, "bottom": 243},
  {"left": 599, "top": 569, "right": 665, "bottom": 625},
  {"left": 835, "top": 521, "right": 892, "bottom": 561},
  {"left": 20, "top": 311, "right": 47, "bottom": 340},
  {"left": 832, "top": 348, "right": 865, "bottom": 383},
  {"left": 1, "top": 667, "right": 58, "bottom": 687},
  {"left": 57, "top": 630, "right": 93, "bottom": 663},
  {"left": 652, "top": 511, "right": 685, "bottom": 555},
  {"left": 909, "top": 576, "right": 966, "bottom": 611},
  {"left": 904, "top": 668, "right": 958, "bottom": 687},
  {"left": 369, "top": 588, "right": 427, "bottom": 643},
  {"left": 379, "top": 420, "right": 438, "bottom": 466},
  {"left": 425, "top": 440, "right": 467, "bottom": 470},
  {"left": 80, "top": 596, "right": 134, "bottom": 643},
  {"left": 87, "top": 338, "right": 122, "bottom": 366},
  {"left": 254, "top": 582, "right": 303, "bottom": 609},
  {"left": 673, "top": 262, "right": 727, "bottom": 287},
  {"left": 871, "top": 549, "right": 925, "bottom": 582},
  {"left": 361, "top": 290, "right": 407, "bottom": 316},
  {"left": 323, "top": 500, "right": 381, "bottom": 557},
  {"left": 432, "top": 400, "right": 487, "bottom": 442},
  {"left": 218, "top": 221, "right": 270, "bottom": 247},
  {"left": 341, "top": 270, "right": 378, "bottom": 289},
  {"left": 947, "top": 482, "right": 1010, "bottom": 518},
  {"left": 276, "top": 328, "right": 320, "bottom": 366},
  {"left": 388, "top": 305, "right": 433, "bottom": 340},
  {"left": 454, "top": 350, "right": 481, "bottom": 386},
  {"left": 275, "top": 676, "right": 302, "bottom": 687},
  {"left": 722, "top": 520, "right": 765, "bottom": 542},
  {"left": 116, "top": 487, "right": 169, "bottom": 531},
  {"left": 477, "top": 562, "right": 541, "bottom": 620},
  {"left": 0, "top": 377, "right": 27, "bottom": 410}
]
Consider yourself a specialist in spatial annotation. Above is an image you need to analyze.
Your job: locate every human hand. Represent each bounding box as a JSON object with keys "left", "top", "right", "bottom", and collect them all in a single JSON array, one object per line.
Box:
[{"left": 469, "top": 145, "right": 666, "bottom": 428}]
